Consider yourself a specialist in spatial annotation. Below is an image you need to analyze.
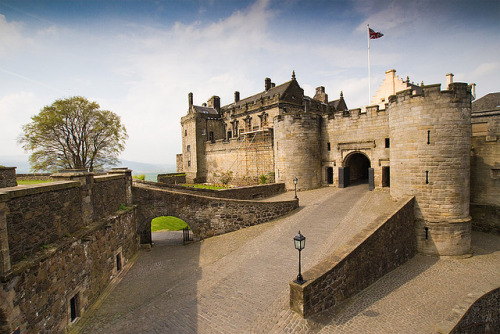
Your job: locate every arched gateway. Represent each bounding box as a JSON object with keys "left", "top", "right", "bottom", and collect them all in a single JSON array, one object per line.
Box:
[{"left": 339, "top": 152, "right": 374, "bottom": 190}]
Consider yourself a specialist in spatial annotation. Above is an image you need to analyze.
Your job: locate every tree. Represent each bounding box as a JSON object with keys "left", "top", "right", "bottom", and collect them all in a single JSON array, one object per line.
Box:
[{"left": 20, "top": 96, "right": 127, "bottom": 172}]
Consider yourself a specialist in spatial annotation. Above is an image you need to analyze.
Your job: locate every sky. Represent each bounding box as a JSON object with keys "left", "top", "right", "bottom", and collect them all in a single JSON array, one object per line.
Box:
[{"left": 1, "top": 0, "right": 499, "bottom": 170}]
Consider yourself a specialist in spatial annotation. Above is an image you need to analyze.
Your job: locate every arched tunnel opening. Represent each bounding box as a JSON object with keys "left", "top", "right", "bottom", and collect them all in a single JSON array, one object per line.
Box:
[
  {"left": 151, "top": 216, "right": 192, "bottom": 246},
  {"left": 345, "top": 152, "right": 371, "bottom": 184}
]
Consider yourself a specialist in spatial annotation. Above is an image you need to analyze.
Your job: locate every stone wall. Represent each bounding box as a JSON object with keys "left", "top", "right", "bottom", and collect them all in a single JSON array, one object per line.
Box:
[
  {"left": 157, "top": 173, "right": 186, "bottom": 185},
  {"left": 205, "top": 130, "right": 274, "bottom": 185},
  {"left": 133, "top": 182, "right": 298, "bottom": 244},
  {"left": 289, "top": 196, "right": 415, "bottom": 317},
  {"left": 16, "top": 173, "right": 52, "bottom": 181},
  {"left": 3, "top": 182, "right": 82, "bottom": 263},
  {"left": 135, "top": 179, "right": 285, "bottom": 200},
  {"left": 471, "top": 110, "right": 500, "bottom": 233},
  {"left": 0, "top": 167, "right": 17, "bottom": 188},
  {"left": 436, "top": 285, "right": 500, "bottom": 333},
  {"left": 322, "top": 106, "right": 390, "bottom": 187},
  {"left": 0, "top": 168, "right": 139, "bottom": 333},
  {"left": 1, "top": 208, "right": 139, "bottom": 334},
  {"left": 93, "top": 175, "right": 127, "bottom": 218}
]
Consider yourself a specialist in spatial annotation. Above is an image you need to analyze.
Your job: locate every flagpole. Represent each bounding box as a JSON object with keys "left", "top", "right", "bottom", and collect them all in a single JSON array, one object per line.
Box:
[{"left": 367, "top": 24, "right": 371, "bottom": 106}]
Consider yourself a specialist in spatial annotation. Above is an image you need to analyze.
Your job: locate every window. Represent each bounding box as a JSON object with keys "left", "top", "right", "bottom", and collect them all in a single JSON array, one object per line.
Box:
[
  {"left": 209, "top": 131, "right": 214, "bottom": 142},
  {"left": 327, "top": 142, "right": 331, "bottom": 151},
  {"left": 69, "top": 294, "right": 80, "bottom": 323},
  {"left": 188, "top": 161, "right": 191, "bottom": 167},
  {"left": 385, "top": 138, "right": 390, "bottom": 148},
  {"left": 227, "top": 131, "right": 232, "bottom": 139},
  {"left": 116, "top": 253, "right": 122, "bottom": 272},
  {"left": 186, "top": 145, "right": 190, "bottom": 152},
  {"left": 184, "top": 129, "right": 187, "bottom": 136}
]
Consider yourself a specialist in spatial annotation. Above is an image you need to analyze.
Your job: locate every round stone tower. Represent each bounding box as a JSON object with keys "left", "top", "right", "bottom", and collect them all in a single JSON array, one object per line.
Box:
[
  {"left": 389, "top": 83, "right": 472, "bottom": 256},
  {"left": 274, "top": 113, "right": 322, "bottom": 190}
]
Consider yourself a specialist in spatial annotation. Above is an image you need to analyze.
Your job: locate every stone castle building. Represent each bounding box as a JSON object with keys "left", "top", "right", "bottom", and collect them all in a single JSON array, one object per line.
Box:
[{"left": 177, "top": 69, "right": 499, "bottom": 258}]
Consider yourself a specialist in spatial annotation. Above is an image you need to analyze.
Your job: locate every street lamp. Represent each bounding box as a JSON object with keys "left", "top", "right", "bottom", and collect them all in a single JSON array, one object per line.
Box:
[
  {"left": 293, "top": 177, "right": 298, "bottom": 199},
  {"left": 293, "top": 230, "right": 306, "bottom": 285}
]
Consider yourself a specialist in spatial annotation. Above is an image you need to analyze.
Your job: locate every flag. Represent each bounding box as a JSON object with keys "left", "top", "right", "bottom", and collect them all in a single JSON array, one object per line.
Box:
[{"left": 369, "top": 28, "right": 384, "bottom": 39}]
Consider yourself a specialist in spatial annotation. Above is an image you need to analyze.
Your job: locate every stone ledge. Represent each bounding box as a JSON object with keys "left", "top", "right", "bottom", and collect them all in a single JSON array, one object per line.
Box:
[
  {"left": 0, "top": 181, "right": 79, "bottom": 201},
  {"left": 94, "top": 174, "right": 125, "bottom": 182}
]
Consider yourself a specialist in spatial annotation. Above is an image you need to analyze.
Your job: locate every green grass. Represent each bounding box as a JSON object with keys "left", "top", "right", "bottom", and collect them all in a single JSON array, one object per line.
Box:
[
  {"left": 181, "top": 183, "right": 227, "bottom": 190},
  {"left": 17, "top": 179, "right": 52, "bottom": 185},
  {"left": 151, "top": 216, "right": 189, "bottom": 232}
]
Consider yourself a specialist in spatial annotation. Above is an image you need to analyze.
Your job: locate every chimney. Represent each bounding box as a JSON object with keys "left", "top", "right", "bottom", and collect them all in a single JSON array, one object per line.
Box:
[
  {"left": 313, "top": 86, "right": 328, "bottom": 103},
  {"left": 188, "top": 92, "right": 193, "bottom": 108},
  {"left": 446, "top": 73, "right": 454, "bottom": 88},
  {"left": 234, "top": 91, "right": 240, "bottom": 103},
  {"left": 208, "top": 96, "right": 221, "bottom": 113},
  {"left": 265, "top": 77, "right": 272, "bottom": 91}
]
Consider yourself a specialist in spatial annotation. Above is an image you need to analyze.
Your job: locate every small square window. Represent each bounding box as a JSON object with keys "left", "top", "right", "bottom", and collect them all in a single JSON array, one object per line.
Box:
[
  {"left": 186, "top": 145, "right": 190, "bottom": 152},
  {"left": 385, "top": 138, "right": 390, "bottom": 148}
]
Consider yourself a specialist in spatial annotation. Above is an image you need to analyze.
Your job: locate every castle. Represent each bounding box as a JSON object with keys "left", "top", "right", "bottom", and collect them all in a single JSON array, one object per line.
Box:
[{"left": 178, "top": 69, "right": 499, "bottom": 258}]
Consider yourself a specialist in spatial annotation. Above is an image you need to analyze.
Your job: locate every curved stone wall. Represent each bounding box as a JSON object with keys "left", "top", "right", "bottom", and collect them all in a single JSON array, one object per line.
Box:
[
  {"left": 274, "top": 113, "right": 322, "bottom": 190},
  {"left": 389, "top": 83, "right": 472, "bottom": 256}
]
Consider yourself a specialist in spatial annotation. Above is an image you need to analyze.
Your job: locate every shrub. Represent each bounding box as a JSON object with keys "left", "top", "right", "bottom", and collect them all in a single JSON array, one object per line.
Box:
[
  {"left": 133, "top": 174, "right": 146, "bottom": 180},
  {"left": 259, "top": 174, "right": 268, "bottom": 184}
]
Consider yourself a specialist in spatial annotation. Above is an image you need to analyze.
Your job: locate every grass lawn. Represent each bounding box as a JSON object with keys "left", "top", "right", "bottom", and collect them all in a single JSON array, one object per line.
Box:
[
  {"left": 181, "top": 183, "right": 227, "bottom": 190},
  {"left": 151, "top": 216, "right": 189, "bottom": 232},
  {"left": 17, "top": 179, "right": 52, "bottom": 185}
]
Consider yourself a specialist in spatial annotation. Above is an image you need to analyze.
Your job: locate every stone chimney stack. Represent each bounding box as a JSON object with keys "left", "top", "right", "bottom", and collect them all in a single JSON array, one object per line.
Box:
[
  {"left": 313, "top": 86, "right": 328, "bottom": 103},
  {"left": 207, "top": 96, "right": 221, "bottom": 113},
  {"left": 188, "top": 92, "right": 193, "bottom": 108},
  {"left": 446, "top": 73, "right": 454, "bottom": 88},
  {"left": 234, "top": 91, "right": 240, "bottom": 103},
  {"left": 265, "top": 78, "right": 272, "bottom": 91}
]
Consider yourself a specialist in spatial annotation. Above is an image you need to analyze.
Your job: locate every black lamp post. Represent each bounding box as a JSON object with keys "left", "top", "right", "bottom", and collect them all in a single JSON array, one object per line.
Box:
[
  {"left": 293, "top": 177, "right": 298, "bottom": 199},
  {"left": 293, "top": 230, "right": 306, "bottom": 285}
]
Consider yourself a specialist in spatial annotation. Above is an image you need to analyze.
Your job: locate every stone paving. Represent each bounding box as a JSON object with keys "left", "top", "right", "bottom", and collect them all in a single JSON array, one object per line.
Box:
[{"left": 72, "top": 185, "right": 500, "bottom": 333}]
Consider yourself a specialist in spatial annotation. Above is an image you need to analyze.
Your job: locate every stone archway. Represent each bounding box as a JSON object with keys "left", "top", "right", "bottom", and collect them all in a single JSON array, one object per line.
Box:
[{"left": 345, "top": 152, "right": 371, "bottom": 183}]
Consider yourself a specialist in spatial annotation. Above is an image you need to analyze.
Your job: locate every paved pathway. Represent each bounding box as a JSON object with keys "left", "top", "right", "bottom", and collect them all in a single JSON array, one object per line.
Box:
[{"left": 73, "top": 185, "right": 500, "bottom": 333}]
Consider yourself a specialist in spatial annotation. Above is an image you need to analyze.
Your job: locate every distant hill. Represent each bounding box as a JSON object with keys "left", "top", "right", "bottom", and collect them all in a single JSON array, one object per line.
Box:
[{"left": 0, "top": 155, "right": 176, "bottom": 174}]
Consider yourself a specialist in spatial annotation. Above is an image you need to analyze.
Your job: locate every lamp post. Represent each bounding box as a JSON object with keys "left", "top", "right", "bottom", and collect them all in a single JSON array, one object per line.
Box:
[
  {"left": 293, "top": 177, "right": 298, "bottom": 199},
  {"left": 293, "top": 230, "right": 306, "bottom": 285}
]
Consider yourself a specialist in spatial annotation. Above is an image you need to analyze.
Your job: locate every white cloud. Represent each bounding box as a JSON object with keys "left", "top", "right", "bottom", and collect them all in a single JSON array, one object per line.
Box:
[{"left": 0, "top": 14, "right": 34, "bottom": 55}]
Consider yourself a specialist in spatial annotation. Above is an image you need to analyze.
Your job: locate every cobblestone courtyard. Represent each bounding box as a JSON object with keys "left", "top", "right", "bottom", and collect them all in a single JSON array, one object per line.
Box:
[{"left": 72, "top": 185, "right": 500, "bottom": 333}]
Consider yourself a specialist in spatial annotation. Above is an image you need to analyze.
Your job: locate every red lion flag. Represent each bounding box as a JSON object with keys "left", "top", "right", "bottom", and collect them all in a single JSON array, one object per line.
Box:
[{"left": 369, "top": 28, "right": 384, "bottom": 39}]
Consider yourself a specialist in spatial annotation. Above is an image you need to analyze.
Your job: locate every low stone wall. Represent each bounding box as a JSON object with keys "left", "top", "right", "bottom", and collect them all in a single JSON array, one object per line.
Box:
[
  {"left": 290, "top": 196, "right": 415, "bottom": 317},
  {"left": 135, "top": 179, "right": 286, "bottom": 200},
  {"left": 2, "top": 181, "right": 82, "bottom": 263},
  {"left": 157, "top": 173, "right": 186, "bottom": 185},
  {"left": 93, "top": 175, "right": 128, "bottom": 218},
  {"left": 436, "top": 285, "right": 500, "bottom": 333},
  {"left": 471, "top": 204, "right": 500, "bottom": 234},
  {"left": 0, "top": 167, "right": 17, "bottom": 188},
  {"left": 133, "top": 183, "right": 298, "bottom": 244},
  {"left": 1, "top": 208, "right": 139, "bottom": 333},
  {"left": 16, "top": 173, "right": 53, "bottom": 181}
]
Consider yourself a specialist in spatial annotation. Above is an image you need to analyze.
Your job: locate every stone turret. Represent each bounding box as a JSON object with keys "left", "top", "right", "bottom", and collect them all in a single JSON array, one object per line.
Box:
[
  {"left": 389, "top": 83, "right": 472, "bottom": 257},
  {"left": 274, "top": 113, "right": 322, "bottom": 190}
]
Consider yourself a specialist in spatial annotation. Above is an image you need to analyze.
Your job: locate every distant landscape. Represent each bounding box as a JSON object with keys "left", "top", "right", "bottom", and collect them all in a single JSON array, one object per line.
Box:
[{"left": 0, "top": 155, "right": 176, "bottom": 181}]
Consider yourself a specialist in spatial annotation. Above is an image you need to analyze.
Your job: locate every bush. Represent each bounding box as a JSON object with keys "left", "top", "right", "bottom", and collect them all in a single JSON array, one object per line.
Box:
[
  {"left": 259, "top": 174, "right": 268, "bottom": 184},
  {"left": 133, "top": 174, "right": 146, "bottom": 180}
]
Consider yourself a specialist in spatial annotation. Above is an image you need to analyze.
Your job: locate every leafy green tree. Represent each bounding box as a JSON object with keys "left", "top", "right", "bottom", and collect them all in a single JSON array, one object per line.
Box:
[{"left": 20, "top": 96, "right": 127, "bottom": 172}]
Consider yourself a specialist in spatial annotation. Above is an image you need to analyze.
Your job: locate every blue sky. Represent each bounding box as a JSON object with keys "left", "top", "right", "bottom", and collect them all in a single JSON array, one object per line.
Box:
[{"left": 1, "top": 0, "right": 499, "bottom": 169}]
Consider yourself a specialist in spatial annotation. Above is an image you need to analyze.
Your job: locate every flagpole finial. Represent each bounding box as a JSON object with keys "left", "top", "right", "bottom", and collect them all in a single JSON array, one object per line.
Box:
[{"left": 292, "top": 70, "right": 296, "bottom": 81}]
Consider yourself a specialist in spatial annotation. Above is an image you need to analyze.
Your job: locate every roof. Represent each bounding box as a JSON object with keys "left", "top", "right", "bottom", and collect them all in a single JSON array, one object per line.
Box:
[
  {"left": 193, "top": 105, "right": 219, "bottom": 115},
  {"left": 222, "top": 80, "right": 299, "bottom": 110},
  {"left": 328, "top": 98, "right": 348, "bottom": 111},
  {"left": 472, "top": 92, "right": 500, "bottom": 113}
]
